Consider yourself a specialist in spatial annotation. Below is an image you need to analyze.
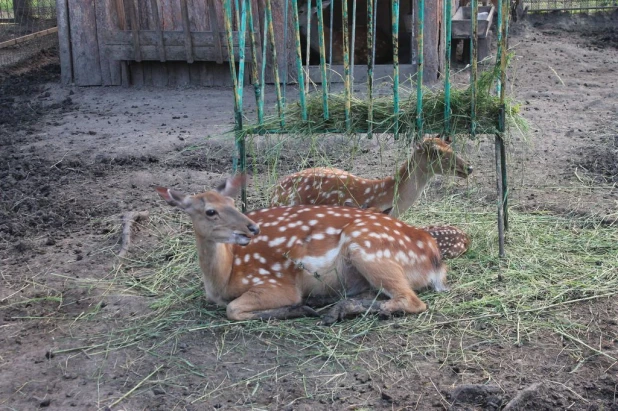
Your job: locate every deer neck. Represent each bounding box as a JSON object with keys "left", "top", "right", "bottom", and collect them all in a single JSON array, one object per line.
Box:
[
  {"left": 389, "top": 153, "right": 433, "bottom": 218},
  {"left": 194, "top": 234, "right": 234, "bottom": 306}
]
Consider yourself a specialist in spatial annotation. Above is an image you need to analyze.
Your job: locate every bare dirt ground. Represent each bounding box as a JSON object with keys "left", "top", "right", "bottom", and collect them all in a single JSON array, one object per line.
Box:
[{"left": 1, "top": 12, "right": 617, "bottom": 411}]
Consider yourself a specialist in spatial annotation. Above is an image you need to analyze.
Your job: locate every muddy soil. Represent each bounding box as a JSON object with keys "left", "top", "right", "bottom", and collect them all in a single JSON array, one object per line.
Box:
[{"left": 1, "top": 12, "right": 617, "bottom": 411}]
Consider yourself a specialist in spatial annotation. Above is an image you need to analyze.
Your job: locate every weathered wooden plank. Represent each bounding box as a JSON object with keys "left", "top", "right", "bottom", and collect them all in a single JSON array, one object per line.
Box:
[
  {"left": 151, "top": 62, "right": 169, "bottom": 86},
  {"left": 131, "top": 62, "right": 145, "bottom": 87},
  {"left": 208, "top": 0, "right": 224, "bottom": 63},
  {"left": 424, "top": 0, "right": 442, "bottom": 83},
  {"left": 94, "top": 0, "right": 122, "bottom": 85},
  {"left": 0, "top": 27, "right": 58, "bottom": 49},
  {"left": 175, "top": 63, "right": 191, "bottom": 86},
  {"left": 114, "top": 0, "right": 127, "bottom": 29},
  {"left": 179, "top": 0, "right": 194, "bottom": 63},
  {"left": 200, "top": 62, "right": 214, "bottom": 85},
  {"left": 127, "top": 0, "right": 143, "bottom": 61},
  {"left": 105, "top": 44, "right": 244, "bottom": 61},
  {"left": 143, "top": 61, "right": 153, "bottom": 84},
  {"left": 104, "top": 30, "right": 244, "bottom": 47},
  {"left": 121, "top": 61, "right": 130, "bottom": 87},
  {"left": 68, "top": 0, "right": 103, "bottom": 85},
  {"left": 149, "top": 0, "right": 166, "bottom": 61},
  {"left": 56, "top": 0, "right": 72, "bottom": 84},
  {"left": 189, "top": 0, "right": 208, "bottom": 31}
]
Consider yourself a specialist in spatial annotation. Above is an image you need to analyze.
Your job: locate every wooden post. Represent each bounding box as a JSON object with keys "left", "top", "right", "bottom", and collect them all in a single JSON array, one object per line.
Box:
[
  {"left": 67, "top": 0, "right": 103, "bottom": 85},
  {"left": 56, "top": 0, "right": 73, "bottom": 85}
]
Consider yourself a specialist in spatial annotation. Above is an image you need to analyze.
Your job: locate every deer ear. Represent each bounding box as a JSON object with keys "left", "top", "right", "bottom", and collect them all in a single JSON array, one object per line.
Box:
[
  {"left": 443, "top": 134, "right": 453, "bottom": 145},
  {"left": 156, "top": 187, "right": 192, "bottom": 210},
  {"left": 216, "top": 174, "right": 246, "bottom": 198}
]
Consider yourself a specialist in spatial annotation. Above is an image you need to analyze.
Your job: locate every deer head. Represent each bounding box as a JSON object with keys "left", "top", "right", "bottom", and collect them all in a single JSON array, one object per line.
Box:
[
  {"left": 414, "top": 137, "right": 474, "bottom": 179},
  {"left": 155, "top": 175, "right": 259, "bottom": 245}
]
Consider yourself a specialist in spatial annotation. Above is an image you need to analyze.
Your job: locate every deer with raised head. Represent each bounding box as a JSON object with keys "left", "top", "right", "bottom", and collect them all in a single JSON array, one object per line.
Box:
[
  {"left": 298, "top": 0, "right": 392, "bottom": 65},
  {"left": 271, "top": 137, "right": 473, "bottom": 218},
  {"left": 156, "top": 175, "right": 449, "bottom": 323}
]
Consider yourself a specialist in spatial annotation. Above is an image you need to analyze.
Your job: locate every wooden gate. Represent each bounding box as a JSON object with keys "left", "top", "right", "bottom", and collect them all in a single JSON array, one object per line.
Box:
[{"left": 56, "top": 0, "right": 291, "bottom": 86}]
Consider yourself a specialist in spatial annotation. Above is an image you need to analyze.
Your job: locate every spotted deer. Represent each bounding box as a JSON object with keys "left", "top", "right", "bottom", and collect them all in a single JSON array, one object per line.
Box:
[
  {"left": 298, "top": 0, "right": 392, "bottom": 65},
  {"left": 156, "top": 175, "right": 449, "bottom": 323},
  {"left": 271, "top": 137, "right": 473, "bottom": 218}
]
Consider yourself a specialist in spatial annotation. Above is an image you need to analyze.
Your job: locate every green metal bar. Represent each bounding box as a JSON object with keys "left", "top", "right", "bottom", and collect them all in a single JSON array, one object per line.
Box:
[
  {"left": 223, "top": 0, "right": 239, "bottom": 102},
  {"left": 499, "top": 0, "right": 509, "bottom": 231},
  {"left": 416, "top": 0, "right": 424, "bottom": 139},
  {"left": 282, "top": 0, "right": 289, "bottom": 111},
  {"left": 470, "top": 0, "right": 478, "bottom": 138},
  {"left": 291, "top": 0, "right": 307, "bottom": 121},
  {"left": 366, "top": 0, "right": 374, "bottom": 138},
  {"left": 234, "top": 0, "right": 241, "bottom": 29},
  {"left": 328, "top": 0, "right": 334, "bottom": 85},
  {"left": 350, "top": 0, "right": 357, "bottom": 88},
  {"left": 495, "top": 117, "right": 506, "bottom": 258},
  {"left": 236, "top": 0, "right": 248, "bottom": 208},
  {"left": 237, "top": 0, "right": 247, "bottom": 111},
  {"left": 443, "top": 0, "right": 452, "bottom": 137},
  {"left": 305, "top": 0, "right": 311, "bottom": 96},
  {"left": 246, "top": 0, "right": 263, "bottom": 124},
  {"left": 260, "top": 9, "right": 268, "bottom": 123},
  {"left": 495, "top": 0, "right": 503, "bottom": 94},
  {"left": 342, "top": 0, "right": 351, "bottom": 131},
  {"left": 223, "top": 0, "right": 245, "bottom": 208},
  {"left": 392, "top": 0, "right": 400, "bottom": 140},
  {"left": 316, "top": 0, "right": 329, "bottom": 119},
  {"left": 265, "top": 0, "right": 284, "bottom": 127}
]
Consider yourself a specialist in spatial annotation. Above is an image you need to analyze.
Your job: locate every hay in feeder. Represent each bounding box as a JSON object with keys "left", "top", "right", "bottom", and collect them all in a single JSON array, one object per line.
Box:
[{"left": 243, "top": 64, "right": 527, "bottom": 138}]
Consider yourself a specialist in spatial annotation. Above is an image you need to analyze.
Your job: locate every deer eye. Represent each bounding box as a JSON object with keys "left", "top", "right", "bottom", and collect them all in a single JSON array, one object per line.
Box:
[{"left": 206, "top": 209, "right": 217, "bottom": 217}]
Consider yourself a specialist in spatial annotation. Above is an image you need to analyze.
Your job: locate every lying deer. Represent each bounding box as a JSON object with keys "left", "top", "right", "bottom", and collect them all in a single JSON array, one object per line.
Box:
[
  {"left": 298, "top": 0, "right": 392, "bottom": 65},
  {"left": 271, "top": 137, "right": 473, "bottom": 218},
  {"left": 156, "top": 175, "right": 448, "bottom": 323}
]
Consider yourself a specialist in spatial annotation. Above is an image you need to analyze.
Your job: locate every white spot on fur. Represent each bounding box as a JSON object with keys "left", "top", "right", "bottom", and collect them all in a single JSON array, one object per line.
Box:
[
  {"left": 269, "top": 237, "right": 287, "bottom": 247},
  {"left": 258, "top": 268, "right": 270, "bottom": 276}
]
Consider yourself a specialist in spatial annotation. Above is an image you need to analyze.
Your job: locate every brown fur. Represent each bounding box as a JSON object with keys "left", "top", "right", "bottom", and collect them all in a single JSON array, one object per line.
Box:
[
  {"left": 157, "top": 178, "right": 449, "bottom": 322},
  {"left": 271, "top": 137, "right": 473, "bottom": 218}
]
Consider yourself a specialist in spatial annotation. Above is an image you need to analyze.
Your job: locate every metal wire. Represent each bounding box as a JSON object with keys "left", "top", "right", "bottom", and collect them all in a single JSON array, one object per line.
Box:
[{"left": 0, "top": 0, "right": 57, "bottom": 67}]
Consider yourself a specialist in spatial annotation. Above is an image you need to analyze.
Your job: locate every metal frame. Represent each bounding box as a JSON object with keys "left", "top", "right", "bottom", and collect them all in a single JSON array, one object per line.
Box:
[{"left": 222, "top": 0, "right": 511, "bottom": 256}]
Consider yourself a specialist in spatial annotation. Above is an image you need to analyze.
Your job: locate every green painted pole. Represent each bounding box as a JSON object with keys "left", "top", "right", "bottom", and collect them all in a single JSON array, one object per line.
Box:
[
  {"left": 367, "top": 0, "right": 375, "bottom": 138},
  {"left": 316, "top": 0, "right": 329, "bottom": 119},
  {"left": 350, "top": 0, "right": 357, "bottom": 90},
  {"left": 291, "top": 0, "right": 307, "bottom": 121},
  {"left": 260, "top": 9, "right": 268, "bottom": 124},
  {"left": 223, "top": 0, "right": 244, "bottom": 209},
  {"left": 246, "top": 0, "right": 263, "bottom": 124},
  {"left": 342, "top": 0, "right": 351, "bottom": 131},
  {"left": 416, "top": 0, "right": 424, "bottom": 139},
  {"left": 495, "top": 0, "right": 503, "bottom": 94},
  {"left": 443, "top": 0, "right": 452, "bottom": 137},
  {"left": 265, "top": 0, "right": 284, "bottom": 127},
  {"left": 236, "top": 0, "right": 248, "bottom": 208},
  {"left": 392, "top": 0, "right": 400, "bottom": 140},
  {"left": 470, "top": 0, "right": 478, "bottom": 138}
]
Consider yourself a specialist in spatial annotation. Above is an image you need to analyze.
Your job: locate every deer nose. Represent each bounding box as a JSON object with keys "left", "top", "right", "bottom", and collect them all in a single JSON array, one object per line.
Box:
[
  {"left": 248, "top": 223, "right": 260, "bottom": 235},
  {"left": 466, "top": 166, "right": 474, "bottom": 175}
]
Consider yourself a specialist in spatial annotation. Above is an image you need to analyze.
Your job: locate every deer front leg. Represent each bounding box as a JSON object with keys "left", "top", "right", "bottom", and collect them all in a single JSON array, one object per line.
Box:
[
  {"left": 226, "top": 287, "right": 317, "bottom": 321},
  {"left": 320, "top": 298, "right": 385, "bottom": 325}
]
